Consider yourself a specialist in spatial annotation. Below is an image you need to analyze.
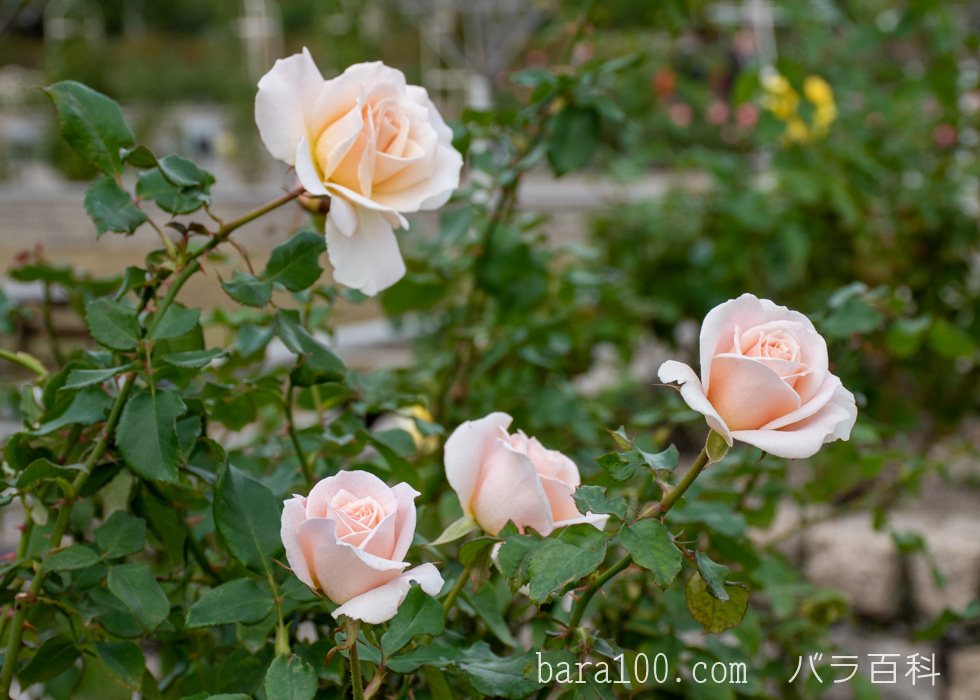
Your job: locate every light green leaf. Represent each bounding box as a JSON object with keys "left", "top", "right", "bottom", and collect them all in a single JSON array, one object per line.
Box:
[
  {"left": 381, "top": 585, "right": 445, "bottom": 656},
  {"left": 86, "top": 298, "right": 141, "bottom": 350},
  {"left": 263, "top": 230, "right": 326, "bottom": 292},
  {"left": 185, "top": 578, "right": 274, "bottom": 629},
  {"left": 214, "top": 464, "right": 283, "bottom": 575},
  {"left": 42, "top": 81, "right": 134, "bottom": 176},
  {"left": 618, "top": 520, "right": 682, "bottom": 590},
  {"left": 115, "top": 388, "right": 187, "bottom": 482},
  {"left": 84, "top": 177, "right": 147, "bottom": 235},
  {"left": 429, "top": 514, "right": 479, "bottom": 546},
  {"left": 107, "top": 563, "right": 170, "bottom": 633},
  {"left": 96, "top": 511, "right": 147, "bottom": 558},
  {"left": 685, "top": 571, "right": 749, "bottom": 634},
  {"left": 264, "top": 653, "right": 318, "bottom": 700}
]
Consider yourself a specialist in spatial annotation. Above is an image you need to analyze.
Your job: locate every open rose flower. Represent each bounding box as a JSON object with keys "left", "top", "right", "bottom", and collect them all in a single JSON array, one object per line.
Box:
[
  {"left": 445, "top": 412, "right": 608, "bottom": 536},
  {"left": 281, "top": 470, "right": 443, "bottom": 624},
  {"left": 255, "top": 49, "right": 463, "bottom": 295},
  {"left": 658, "top": 293, "right": 857, "bottom": 459}
]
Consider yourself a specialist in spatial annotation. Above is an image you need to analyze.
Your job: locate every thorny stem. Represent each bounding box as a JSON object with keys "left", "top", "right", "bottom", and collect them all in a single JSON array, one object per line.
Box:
[
  {"left": 346, "top": 617, "right": 365, "bottom": 700},
  {"left": 568, "top": 442, "right": 714, "bottom": 628}
]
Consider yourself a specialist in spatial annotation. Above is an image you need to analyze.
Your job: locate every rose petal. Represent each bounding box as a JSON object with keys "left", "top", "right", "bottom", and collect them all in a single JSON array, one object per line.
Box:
[
  {"left": 444, "top": 412, "right": 514, "bottom": 517},
  {"left": 472, "top": 440, "right": 554, "bottom": 536},
  {"left": 255, "top": 47, "right": 325, "bottom": 165},
  {"left": 730, "top": 382, "right": 857, "bottom": 459},
  {"left": 553, "top": 512, "right": 611, "bottom": 531},
  {"left": 281, "top": 496, "right": 314, "bottom": 590},
  {"left": 326, "top": 202, "right": 407, "bottom": 295},
  {"left": 314, "top": 97, "right": 366, "bottom": 182},
  {"left": 298, "top": 517, "right": 406, "bottom": 604},
  {"left": 760, "top": 372, "right": 841, "bottom": 431},
  {"left": 707, "top": 354, "right": 802, "bottom": 431},
  {"left": 295, "top": 137, "right": 329, "bottom": 196},
  {"left": 657, "top": 360, "right": 733, "bottom": 445},
  {"left": 355, "top": 506, "right": 398, "bottom": 559},
  {"left": 538, "top": 474, "right": 584, "bottom": 524},
  {"left": 331, "top": 563, "right": 444, "bottom": 624},
  {"left": 306, "top": 470, "right": 396, "bottom": 519},
  {"left": 698, "top": 294, "right": 768, "bottom": 393},
  {"left": 388, "top": 482, "right": 421, "bottom": 563},
  {"left": 372, "top": 142, "right": 463, "bottom": 212}
]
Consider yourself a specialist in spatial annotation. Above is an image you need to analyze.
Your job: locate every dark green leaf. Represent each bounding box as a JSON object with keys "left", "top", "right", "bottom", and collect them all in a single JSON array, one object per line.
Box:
[
  {"left": 42, "top": 81, "right": 134, "bottom": 176},
  {"left": 618, "top": 520, "right": 683, "bottom": 590},
  {"left": 381, "top": 585, "right": 445, "bottom": 656},
  {"left": 42, "top": 544, "right": 101, "bottom": 572},
  {"left": 685, "top": 572, "right": 749, "bottom": 634},
  {"left": 496, "top": 534, "right": 541, "bottom": 591},
  {"left": 160, "top": 348, "right": 226, "bottom": 368},
  {"left": 527, "top": 526, "right": 608, "bottom": 604},
  {"left": 136, "top": 163, "right": 213, "bottom": 215},
  {"left": 149, "top": 305, "right": 200, "bottom": 341},
  {"left": 63, "top": 363, "right": 138, "bottom": 390},
  {"left": 96, "top": 640, "right": 146, "bottom": 690},
  {"left": 86, "top": 298, "right": 141, "bottom": 350},
  {"left": 107, "top": 563, "right": 170, "bottom": 633},
  {"left": 96, "top": 511, "right": 147, "bottom": 558},
  {"left": 17, "top": 634, "right": 79, "bottom": 687},
  {"left": 223, "top": 271, "right": 272, "bottom": 307},
  {"left": 695, "top": 552, "right": 732, "bottom": 602},
  {"left": 115, "top": 389, "right": 187, "bottom": 482},
  {"left": 547, "top": 106, "right": 600, "bottom": 176},
  {"left": 214, "top": 464, "right": 283, "bottom": 575},
  {"left": 275, "top": 310, "right": 346, "bottom": 382},
  {"left": 15, "top": 458, "right": 84, "bottom": 488},
  {"left": 28, "top": 387, "right": 111, "bottom": 437},
  {"left": 264, "top": 653, "right": 317, "bottom": 700},
  {"left": 85, "top": 177, "right": 147, "bottom": 235},
  {"left": 572, "top": 485, "right": 627, "bottom": 521},
  {"left": 263, "top": 230, "right": 326, "bottom": 292},
  {"left": 455, "top": 644, "right": 542, "bottom": 699},
  {"left": 186, "top": 578, "right": 274, "bottom": 629}
]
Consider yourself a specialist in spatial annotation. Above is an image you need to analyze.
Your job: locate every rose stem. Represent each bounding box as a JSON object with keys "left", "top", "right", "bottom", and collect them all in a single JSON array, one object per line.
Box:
[
  {"left": 568, "top": 439, "right": 714, "bottom": 628},
  {"left": 346, "top": 617, "right": 365, "bottom": 700},
  {"left": 442, "top": 560, "right": 474, "bottom": 615}
]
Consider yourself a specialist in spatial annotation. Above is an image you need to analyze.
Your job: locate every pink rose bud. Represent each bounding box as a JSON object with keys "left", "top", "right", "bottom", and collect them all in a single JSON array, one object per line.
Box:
[
  {"left": 658, "top": 294, "right": 857, "bottom": 459},
  {"left": 255, "top": 50, "right": 463, "bottom": 296},
  {"left": 444, "top": 413, "right": 609, "bottom": 536},
  {"left": 281, "top": 470, "right": 443, "bottom": 624}
]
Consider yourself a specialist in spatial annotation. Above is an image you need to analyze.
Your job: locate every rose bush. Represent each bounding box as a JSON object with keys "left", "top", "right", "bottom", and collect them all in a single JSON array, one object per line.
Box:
[
  {"left": 255, "top": 48, "right": 463, "bottom": 295},
  {"left": 658, "top": 293, "right": 857, "bottom": 458},
  {"left": 281, "top": 470, "right": 443, "bottom": 624},
  {"left": 444, "top": 412, "right": 609, "bottom": 536}
]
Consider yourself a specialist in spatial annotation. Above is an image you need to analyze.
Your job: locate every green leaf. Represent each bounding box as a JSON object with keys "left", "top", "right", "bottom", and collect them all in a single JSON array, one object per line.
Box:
[
  {"left": 42, "top": 544, "right": 101, "bottom": 572},
  {"left": 639, "top": 443, "right": 679, "bottom": 471},
  {"left": 618, "top": 520, "right": 682, "bottom": 590},
  {"left": 527, "top": 525, "right": 609, "bottom": 604},
  {"left": 42, "top": 81, "right": 134, "bottom": 176},
  {"left": 160, "top": 348, "right": 227, "bottom": 368},
  {"left": 695, "top": 552, "right": 731, "bottom": 601},
  {"left": 429, "top": 514, "right": 479, "bottom": 546},
  {"left": 149, "top": 305, "right": 200, "bottom": 341},
  {"left": 381, "top": 585, "right": 445, "bottom": 656},
  {"left": 455, "top": 644, "right": 543, "bottom": 699},
  {"left": 157, "top": 153, "right": 213, "bottom": 188},
  {"left": 28, "top": 386, "right": 111, "bottom": 437},
  {"left": 107, "top": 563, "right": 170, "bottom": 633},
  {"left": 214, "top": 464, "right": 283, "bottom": 575},
  {"left": 185, "top": 578, "right": 274, "bottom": 629},
  {"left": 706, "top": 430, "right": 730, "bottom": 464},
  {"left": 64, "top": 363, "right": 138, "bottom": 390},
  {"left": 547, "top": 105, "right": 600, "bottom": 176},
  {"left": 264, "top": 653, "right": 318, "bottom": 700},
  {"left": 96, "top": 640, "right": 146, "bottom": 691},
  {"left": 263, "top": 230, "right": 326, "bottom": 292},
  {"left": 135, "top": 156, "right": 214, "bottom": 214},
  {"left": 928, "top": 318, "right": 976, "bottom": 359},
  {"left": 386, "top": 643, "right": 461, "bottom": 673},
  {"left": 222, "top": 271, "right": 272, "bottom": 307},
  {"left": 15, "top": 458, "right": 84, "bottom": 488},
  {"left": 17, "top": 634, "right": 79, "bottom": 687},
  {"left": 115, "top": 389, "right": 187, "bottom": 482},
  {"left": 685, "top": 571, "right": 749, "bottom": 634},
  {"left": 85, "top": 177, "right": 147, "bottom": 235},
  {"left": 96, "top": 511, "right": 147, "bottom": 558},
  {"left": 496, "top": 534, "right": 541, "bottom": 591},
  {"left": 86, "top": 298, "right": 141, "bottom": 350},
  {"left": 275, "top": 310, "right": 346, "bottom": 383},
  {"left": 572, "top": 485, "right": 628, "bottom": 521}
]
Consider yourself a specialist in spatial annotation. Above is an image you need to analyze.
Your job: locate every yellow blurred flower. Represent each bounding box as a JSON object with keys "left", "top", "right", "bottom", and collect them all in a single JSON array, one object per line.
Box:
[{"left": 761, "top": 72, "right": 837, "bottom": 145}]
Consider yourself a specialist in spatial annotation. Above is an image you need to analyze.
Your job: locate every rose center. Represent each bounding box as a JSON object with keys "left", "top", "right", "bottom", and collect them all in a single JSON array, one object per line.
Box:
[{"left": 332, "top": 494, "right": 383, "bottom": 530}]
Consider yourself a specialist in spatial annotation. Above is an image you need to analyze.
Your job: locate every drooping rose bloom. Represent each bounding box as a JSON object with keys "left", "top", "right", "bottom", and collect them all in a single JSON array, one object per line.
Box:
[
  {"left": 281, "top": 470, "right": 443, "bottom": 624},
  {"left": 658, "top": 293, "right": 857, "bottom": 459},
  {"left": 255, "top": 49, "right": 463, "bottom": 295},
  {"left": 444, "top": 412, "right": 608, "bottom": 536}
]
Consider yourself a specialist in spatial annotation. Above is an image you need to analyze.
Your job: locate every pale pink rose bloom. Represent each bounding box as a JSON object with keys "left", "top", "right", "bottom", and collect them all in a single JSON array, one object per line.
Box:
[
  {"left": 445, "top": 412, "right": 609, "bottom": 536},
  {"left": 255, "top": 49, "right": 463, "bottom": 295},
  {"left": 658, "top": 293, "right": 857, "bottom": 459},
  {"left": 281, "top": 470, "right": 443, "bottom": 624}
]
